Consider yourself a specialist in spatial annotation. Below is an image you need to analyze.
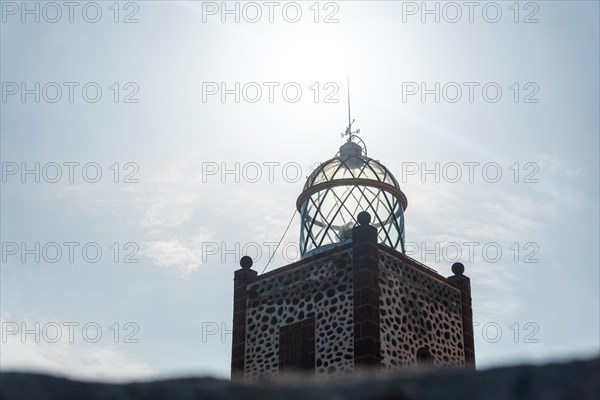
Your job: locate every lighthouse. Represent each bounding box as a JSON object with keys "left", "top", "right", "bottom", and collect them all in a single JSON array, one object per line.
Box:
[{"left": 230, "top": 118, "right": 475, "bottom": 380}]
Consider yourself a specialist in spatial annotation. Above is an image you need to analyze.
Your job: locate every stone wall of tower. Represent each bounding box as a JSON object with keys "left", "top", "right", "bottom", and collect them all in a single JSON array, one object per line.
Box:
[
  {"left": 447, "top": 270, "right": 476, "bottom": 368},
  {"left": 378, "top": 249, "right": 466, "bottom": 368},
  {"left": 233, "top": 221, "right": 475, "bottom": 380},
  {"left": 243, "top": 246, "right": 355, "bottom": 379},
  {"left": 231, "top": 266, "right": 258, "bottom": 380}
]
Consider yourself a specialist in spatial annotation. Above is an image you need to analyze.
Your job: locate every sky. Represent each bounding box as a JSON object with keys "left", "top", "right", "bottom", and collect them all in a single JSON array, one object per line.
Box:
[{"left": 1, "top": 0, "right": 599, "bottom": 382}]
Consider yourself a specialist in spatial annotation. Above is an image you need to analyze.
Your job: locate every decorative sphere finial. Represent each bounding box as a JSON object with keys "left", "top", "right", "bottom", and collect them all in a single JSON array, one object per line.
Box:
[
  {"left": 240, "top": 256, "right": 253, "bottom": 270},
  {"left": 357, "top": 211, "right": 371, "bottom": 226},
  {"left": 451, "top": 262, "right": 464, "bottom": 275}
]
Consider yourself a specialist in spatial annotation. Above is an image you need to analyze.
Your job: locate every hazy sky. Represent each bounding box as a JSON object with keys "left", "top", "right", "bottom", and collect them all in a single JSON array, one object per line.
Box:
[{"left": 1, "top": 0, "right": 599, "bottom": 381}]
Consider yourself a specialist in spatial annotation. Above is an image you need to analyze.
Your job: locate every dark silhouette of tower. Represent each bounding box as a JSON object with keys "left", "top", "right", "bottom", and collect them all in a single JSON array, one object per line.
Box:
[{"left": 231, "top": 125, "right": 475, "bottom": 381}]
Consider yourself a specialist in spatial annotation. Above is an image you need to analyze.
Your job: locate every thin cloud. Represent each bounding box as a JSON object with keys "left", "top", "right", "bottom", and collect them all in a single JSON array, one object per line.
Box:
[
  {"left": 143, "top": 231, "right": 214, "bottom": 277},
  {"left": 0, "top": 313, "right": 154, "bottom": 383}
]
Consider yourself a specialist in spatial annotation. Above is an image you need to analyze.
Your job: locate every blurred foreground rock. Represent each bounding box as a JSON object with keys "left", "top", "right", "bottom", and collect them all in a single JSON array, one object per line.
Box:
[{"left": 1, "top": 356, "right": 598, "bottom": 400}]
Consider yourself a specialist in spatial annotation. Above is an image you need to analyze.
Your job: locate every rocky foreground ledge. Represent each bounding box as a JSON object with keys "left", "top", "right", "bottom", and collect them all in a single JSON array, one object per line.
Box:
[{"left": 1, "top": 357, "right": 598, "bottom": 400}]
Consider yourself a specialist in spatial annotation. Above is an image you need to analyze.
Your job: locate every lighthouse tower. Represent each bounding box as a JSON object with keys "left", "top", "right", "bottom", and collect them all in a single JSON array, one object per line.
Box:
[{"left": 230, "top": 122, "right": 475, "bottom": 381}]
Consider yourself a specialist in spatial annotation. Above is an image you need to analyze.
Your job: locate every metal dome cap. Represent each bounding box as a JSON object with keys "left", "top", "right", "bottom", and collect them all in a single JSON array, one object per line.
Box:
[{"left": 297, "top": 138, "right": 408, "bottom": 258}]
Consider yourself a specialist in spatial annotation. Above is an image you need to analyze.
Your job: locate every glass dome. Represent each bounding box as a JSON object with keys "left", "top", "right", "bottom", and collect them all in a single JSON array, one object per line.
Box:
[{"left": 297, "top": 140, "right": 408, "bottom": 258}]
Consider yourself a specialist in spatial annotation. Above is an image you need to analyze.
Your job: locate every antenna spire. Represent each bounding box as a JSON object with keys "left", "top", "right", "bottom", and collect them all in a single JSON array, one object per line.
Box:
[
  {"left": 347, "top": 77, "right": 352, "bottom": 130},
  {"left": 342, "top": 78, "right": 359, "bottom": 142}
]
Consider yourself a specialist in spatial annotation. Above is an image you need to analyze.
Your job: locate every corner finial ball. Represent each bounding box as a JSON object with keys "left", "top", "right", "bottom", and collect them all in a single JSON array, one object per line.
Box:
[
  {"left": 240, "top": 256, "right": 253, "bottom": 270},
  {"left": 357, "top": 211, "right": 371, "bottom": 226},
  {"left": 452, "top": 262, "right": 464, "bottom": 275}
]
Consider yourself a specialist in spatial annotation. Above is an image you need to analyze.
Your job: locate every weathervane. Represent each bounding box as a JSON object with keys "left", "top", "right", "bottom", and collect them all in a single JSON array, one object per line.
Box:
[{"left": 341, "top": 78, "right": 361, "bottom": 142}]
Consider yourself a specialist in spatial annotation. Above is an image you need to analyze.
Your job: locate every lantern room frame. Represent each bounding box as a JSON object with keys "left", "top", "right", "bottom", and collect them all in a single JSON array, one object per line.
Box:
[{"left": 297, "top": 154, "right": 408, "bottom": 258}]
